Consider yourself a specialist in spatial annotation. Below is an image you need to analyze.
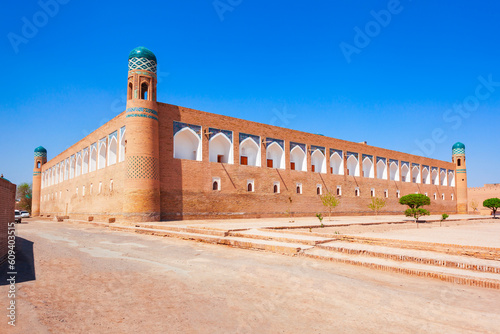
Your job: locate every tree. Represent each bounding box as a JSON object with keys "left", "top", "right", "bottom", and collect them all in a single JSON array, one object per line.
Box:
[
  {"left": 470, "top": 199, "right": 479, "bottom": 213},
  {"left": 399, "top": 194, "right": 431, "bottom": 224},
  {"left": 483, "top": 198, "right": 500, "bottom": 218},
  {"left": 320, "top": 192, "right": 340, "bottom": 221},
  {"left": 17, "top": 183, "right": 32, "bottom": 213},
  {"left": 368, "top": 197, "right": 386, "bottom": 215}
]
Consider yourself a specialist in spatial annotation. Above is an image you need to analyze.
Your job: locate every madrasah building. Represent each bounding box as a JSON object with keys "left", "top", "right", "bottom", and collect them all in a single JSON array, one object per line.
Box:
[{"left": 32, "top": 47, "right": 468, "bottom": 222}]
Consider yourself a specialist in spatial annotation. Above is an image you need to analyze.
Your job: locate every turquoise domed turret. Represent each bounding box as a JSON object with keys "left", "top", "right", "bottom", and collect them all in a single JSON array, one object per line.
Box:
[
  {"left": 128, "top": 47, "right": 157, "bottom": 73},
  {"left": 452, "top": 142, "right": 465, "bottom": 155},
  {"left": 34, "top": 146, "right": 47, "bottom": 158}
]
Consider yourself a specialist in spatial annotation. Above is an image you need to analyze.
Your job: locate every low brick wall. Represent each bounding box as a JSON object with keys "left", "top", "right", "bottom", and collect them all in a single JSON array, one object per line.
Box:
[{"left": 0, "top": 177, "right": 16, "bottom": 264}]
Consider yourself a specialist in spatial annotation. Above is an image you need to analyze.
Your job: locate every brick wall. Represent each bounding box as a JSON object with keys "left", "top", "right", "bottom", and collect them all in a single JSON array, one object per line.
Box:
[
  {"left": 0, "top": 177, "right": 16, "bottom": 264},
  {"left": 468, "top": 184, "right": 500, "bottom": 215}
]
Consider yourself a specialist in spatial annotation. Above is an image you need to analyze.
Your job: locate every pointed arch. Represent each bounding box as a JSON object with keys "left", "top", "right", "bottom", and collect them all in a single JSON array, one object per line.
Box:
[
  {"left": 412, "top": 166, "right": 420, "bottom": 183},
  {"left": 377, "top": 160, "right": 387, "bottom": 179},
  {"left": 108, "top": 134, "right": 118, "bottom": 166},
  {"left": 90, "top": 145, "right": 97, "bottom": 172},
  {"left": 119, "top": 126, "right": 126, "bottom": 163},
  {"left": 98, "top": 138, "right": 107, "bottom": 169},
  {"left": 76, "top": 153, "right": 82, "bottom": 177},
  {"left": 311, "top": 149, "right": 326, "bottom": 173},
  {"left": 266, "top": 142, "right": 285, "bottom": 169},
  {"left": 82, "top": 149, "right": 89, "bottom": 174},
  {"left": 448, "top": 171, "right": 455, "bottom": 187},
  {"left": 64, "top": 158, "right": 70, "bottom": 180},
  {"left": 70, "top": 155, "right": 75, "bottom": 179},
  {"left": 330, "top": 152, "right": 343, "bottom": 175},
  {"left": 174, "top": 127, "right": 202, "bottom": 161},
  {"left": 346, "top": 155, "right": 359, "bottom": 176},
  {"left": 209, "top": 132, "right": 233, "bottom": 164},
  {"left": 239, "top": 137, "right": 260, "bottom": 166},
  {"left": 59, "top": 161, "right": 64, "bottom": 181},
  {"left": 290, "top": 146, "right": 306, "bottom": 171},
  {"left": 389, "top": 162, "right": 399, "bottom": 181},
  {"left": 431, "top": 169, "right": 438, "bottom": 185},
  {"left": 362, "top": 157, "right": 374, "bottom": 178},
  {"left": 440, "top": 170, "right": 447, "bottom": 186},
  {"left": 422, "top": 167, "right": 430, "bottom": 184},
  {"left": 401, "top": 164, "right": 410, "bottom": 182}
]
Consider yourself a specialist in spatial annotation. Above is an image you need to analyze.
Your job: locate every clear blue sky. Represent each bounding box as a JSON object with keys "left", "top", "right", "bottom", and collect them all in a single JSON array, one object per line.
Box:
[{"left": 1, "top": 0, "right": 499, "bottom": 187}]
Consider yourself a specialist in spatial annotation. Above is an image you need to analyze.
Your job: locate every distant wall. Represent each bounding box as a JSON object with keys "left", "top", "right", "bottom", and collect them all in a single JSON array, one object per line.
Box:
[
  {"left": 468, "top": 184, "right": 500, "bottom": 215},
  {"left": 0, "top": 177, "right": 16, "bottom": 264}
]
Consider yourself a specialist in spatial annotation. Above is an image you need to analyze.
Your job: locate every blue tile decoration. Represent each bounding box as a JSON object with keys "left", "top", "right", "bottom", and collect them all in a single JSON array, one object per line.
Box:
[
  {"left": 126, "top": 113, "right": 158, "bottom": 121},
  {"left": 422, "top": 165, "right": 429, "bottom": 171},
  {"left": 34, "top": 146, "right": 47, "bottom": 158},
  {"left": 347, "top": 151, "right": 358, "bottom": 160},
  {"left": 448, "top": 170, "right": 454, "bottom": 175},
  {"left": 173, "top": 121, "right": 201, "bottom": 138},
  {"left": 452, "top": 142, "right": 465, "bottom": 155},
  {"left": 126, "top": 107, "right": 158, "bottom": 116},
  {"left": 377, "top": 157, "right": 386, "bottom": 164},
  {"left": 401, "top": 161, "right": 409, "bottom": 168},
  {"left": 440, "top": 168, "right": 447, "bottom": 173},
  {"left": 108, "top": 131, "right": 117, "bottom": 141},
  {"left": 128, "top": 47, "right": 157, "bottom": 73},
  {"left": 330, "top": 149, "right": 342, "bottom": 157},
  {"left": 431, "top": 166, "right": 438, "bottom": 172},
  {"left": 362, "top": 154, "right": 373, "bottom": 162},
  {"left": 310, "top": 145, "right": 325, "bottom": 155},
  {"left": 412, "top": 163, "right": 420, "bottom": 169},
  {"left": 209, "top": 128, "right": 233, "bottom": 143},
  {"left": 239, "top": 133, "right": 260, "bottom": 146},
  {"left": 266, "top": 138, "right": 284, "bottom": 150},
  {"left": 290, "top": 142, "right": 306, "bottom": 153},
  {"left": 389, "top": 159, "right": 398, "bottom": 166}
]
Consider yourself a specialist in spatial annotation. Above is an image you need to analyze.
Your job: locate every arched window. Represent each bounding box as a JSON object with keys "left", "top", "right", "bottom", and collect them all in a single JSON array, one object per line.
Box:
[
  {"left": 174, "top": 127, "right": 202, "bottom": 161},
  {"left": 37, "top": 161, "right": 41, "bottom": 168},
  {"left": 355, "top": 188, "right": 360, "bottom": 196},
  {"left": 128, "top": 82, "right": 133, "bottom": 100},
  {"left": 296, "top": 186, "right": 301, "bottom": 194},
  {"left": 389, "top": 162, "right": 399, "bottom": 181},
  {"left": 213, "top": 181, "right": 219, "bottom": 191},
  {"left": 377, "top": 160, "right": 387, "bottom": 179},
  {"left": 371, "top": 189, "right": 375, "bottom": 197},
  {"left": 82, "top": 150, "right": 89, "bottom": 174},
  {"left": 90, "top": 145, "right": 97, "bottom": 172},
  {"left": 141, "top": 82, "right": 148, "bottom": 100},
  {"left": 457, "top": 159, "right": 461, "bottom": 167},
  {"left": 98, "top": 139, "right": 107, "bottom": 169},
  {"left": 266, "top": 142, "right": 285, "bottom": 169},
  {"left": 311, "top": 150, "right": 326, "bottom": 173},
  {"left": 273, "top": 184, "right": 279, "bottom": 193},
  {"left": 119, "top": 127, "right": 126, "bottom": 162},
  {"left": 247, "top": 183, "right": 253, "bottom": 192},
  {"left": 422, "top": 167, "right": 429, "bottom": 184},
  {"left": 401, "top": 164, "right": 410, "bottom": 182},
  {"left": 336, "top": 186, "right": 342, "bottom": 196},
  {"left": 346, "top": 155, "right": 359, "bottom": 176},
  {"left": 290, "top": 146, "right": 306, "bottom": 171},
  {"left": 296, "top": 183, "right": 302, "bottom": 194},
  {"left": 239, "top": 137, "right": 260, "bottom": 166},
  {"left": 330, "top": 152, "right": 343, "bottom": 175},
  {"left": 209, "top": 133, "right": 233, "bottom": 164},
  {"left": 362, "top": 157, "right": 373, "bottom": 178},
  {"left": 108, "top": 134, "right": 118, "bottom": 166},
  {"left": 412, "top": 166, "right": 420, "bottom": 184},
  {"left": 316, "top": 186, "right": 322, "bottom": 195}
]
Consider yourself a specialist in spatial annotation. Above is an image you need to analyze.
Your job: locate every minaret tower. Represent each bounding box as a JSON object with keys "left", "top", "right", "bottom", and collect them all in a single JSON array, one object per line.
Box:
[
  {"left": 32, "top": 146, "right": 47, "bottom": 216},
  {"left": 452, "top": 142, "right": 468, "bottom": 214},
  {"left": 123, "top": 47, "right": 161, "bottom": 221}
]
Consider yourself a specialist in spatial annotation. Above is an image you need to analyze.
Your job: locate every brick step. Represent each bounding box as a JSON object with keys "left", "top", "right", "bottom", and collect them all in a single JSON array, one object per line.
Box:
[
  {"left": 335, "top": 236, "right": 500, "bottom": 261},
  {"left": 132, "top": 223, "right": 228, "bottom": 237},
  {"left": 108, "top": 225, "right": 313, "bottom": 255},
  {"left": 229, "top": 229, "right": 334, "bottom": 246},
  {"left": 317, "top": 241, "right": 500, "bottom": 274},
  {"left": 303, "top": 248, "right": 500, "bottom": 289}
]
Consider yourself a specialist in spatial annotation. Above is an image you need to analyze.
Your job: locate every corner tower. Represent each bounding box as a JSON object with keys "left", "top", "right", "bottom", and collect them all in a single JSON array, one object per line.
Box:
[
  {"left": 123, "top": 47, "right": 161, "bottom": 221},
  {"left": 452, "top": 142, "right": 468, "bottom": 214},
  {"left": 32, "top": 146, "right": 47, "bottom": 216}
]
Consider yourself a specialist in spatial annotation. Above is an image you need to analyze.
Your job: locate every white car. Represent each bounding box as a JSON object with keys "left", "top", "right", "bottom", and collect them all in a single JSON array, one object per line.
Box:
[
  {"left": 20, "top": 211, "right": 30, "bottom": 218},
  {"left": 14, "top": 210, "right": 22, "bottom": 223}
]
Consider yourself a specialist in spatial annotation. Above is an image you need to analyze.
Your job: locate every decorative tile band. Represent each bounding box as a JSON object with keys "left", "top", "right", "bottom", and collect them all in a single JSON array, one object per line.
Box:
[
  {"left": 131, "top": 70, "right": 157, "bottom": 78},
  {"left": 34, "top": 152, "right": 47, "bottom": 158},
  {"left": 431, "top": 166, "right": 438, "bottom": 172},
  {"left": 347, "top": 152, "right": 358, "bottom": 160},
  {"left": 362, "top": 154, "right": 373, "bottom": 162},
  {"left": 389, "top": 159, "right": 398, "bottom": 166},
  {"left": 401, "top": 161, "right": 409, "bottom": 168},
  {"left": 266, "top": 138, "right": 284, "bottom": 150},
  {"left": 440, "top": 168, "right": 447, "bottom": 173},
  {"left": 240, "top": 133, "right": 260, "bottom": 146},
  {"left": 412, "top": 163, "right": 420, "bottom": 168},
  {"left": 126, "top": 113, "right": 158, "bottom": 121},
  {"left": 290, "top": 142, "right": 306, "bottom": 153},
  {"left": 452, "top": 148, "right": 465, "bottom": 155},
  {"left": 422, "top": 165, "right": 429, "bottom": 171},
  {"left": 330, "top": 149, "right": 343, "bottom": 157},
  {"left": 310, "top": 145, "right": 325, "bottom": 155},
  {"left": 126, "top": 107, "right": 158, "bottom": 116},
  {"left": 127, "top": 156, "right": 159, "bottom": 180},
  {"left": 128, "top": 57, "right": 157, "bottom": 73},
  {"left": 377, "top": 157, "right": 386, "bottom": 164},
  {"left": 173, "top": 121, "right": 201, "bottom": 138},
  {"left": 209, "top": 128, "right": 233, "bottom": 142}
]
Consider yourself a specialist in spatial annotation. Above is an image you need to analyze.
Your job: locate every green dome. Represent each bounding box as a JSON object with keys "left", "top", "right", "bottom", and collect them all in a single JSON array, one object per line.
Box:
[
  {"left": 128, "top": 47, "right": 157, "bottom": 62},
  {"left": 452, "top": 142, "right": 465, "bottom": 155},
  {"left": 34, "top": 146, "right": 47, "bottom": 153},
  {"left": 452, "top": 142, "right": 465, "bottom": 150}
]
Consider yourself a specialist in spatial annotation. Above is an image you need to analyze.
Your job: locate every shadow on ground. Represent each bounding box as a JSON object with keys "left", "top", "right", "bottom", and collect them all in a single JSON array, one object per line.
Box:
[{"left": 0, "top": 236, "right": 36, "bottom": 285}]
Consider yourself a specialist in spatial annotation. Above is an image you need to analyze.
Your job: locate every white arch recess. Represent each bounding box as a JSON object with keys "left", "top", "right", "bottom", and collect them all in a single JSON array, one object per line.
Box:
[
  {"left": 346, "top": 155, "right": 359, "bottom": 176},
  {"left": 119, "top": 127, "right": 126, "bottom": 163},
  {"left": 239, "top": 137, "right": 260, "bottom": 167},
  {"left": 55, "top": 165, "right": 59, "bottom": 184},
  {"left": 52, "top": 168, "right": 56, "bottom": 185},
  {"left": 98, "top": 140, "right": 107, "bottom": 169},
  {"left": 59, "top": 162, "right": 64, "bottom": 181},
  {"left": 448, "top": 171, "right": 455, "bottom": 187},
  {"left": 412, "top": 166, "right": 420, "bottom": 183},
  {"left": 422, "top": 167, "right": 430, "bottom": 184},
  {"left": 363, "top": 157, "right": 374, "bottom": 178},
  {"left": 82, "top": 151, "right": 89, "bottom": 174},
  {"left": 70, "top": 156, "right": 75, "bottom": 179},
  {"left": 389, "top": 162, "right": 399, "bottom": 181},
  {"left": 90, "top": 146, "right": 97, "bottom": 172},
  {"left": 431, "top": 169, "right": 438, "bottom": 185},
  {"left": 311, "top": 149, "right": 326, "bottom": 173},
  {"left": 290, "top": 146, "right": 306, "bottom": 171},
  {"left": 209, "top": 133, "right": 233, "bottom": 164},
  {"left": 108, "top": 136, "right": 118, "bottom": 166},
  {"left": 401, "top": 164, "right": 410, "bottom": 182},
  {"left": 440, "top": 170, "right": 447, "bottom": 186},
  {"left": 76, "top": 154, "right": 82, "bottom": 177},
  {"left": 64, "top": 159, "right": 69, "bottom": 180},
  {"left": 330, "top": 152, "right": 343, "bottom": 175},
  {"left": 377, "top": 160, "right": 387, "bottom": 179},
  {"left": 266, "top": 142, "right": 285, "bottom": 169},
  {"left": 174, "top": 128, "right": 202, "bottom": 161}
]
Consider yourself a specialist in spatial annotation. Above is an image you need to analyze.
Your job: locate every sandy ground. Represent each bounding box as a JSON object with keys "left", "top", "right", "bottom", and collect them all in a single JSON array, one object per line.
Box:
[{"left": 1, "top": 219, "right": 500, "bottom": 334}]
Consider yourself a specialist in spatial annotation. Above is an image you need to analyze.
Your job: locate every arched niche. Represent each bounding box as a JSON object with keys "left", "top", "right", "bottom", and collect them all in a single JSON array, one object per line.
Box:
[
  {"left": 266, "top": 142, "right": 284, "bottom": 169},
  {"left": 239, "top": 137, "right": 260, "bottom": 166},
  {"left": 290, "top": 146, "right": 306, "bottom": 171},
  {"left": 209, "top": 132, "right": 233, "bottom": 164},
  {"left": 174, "top": 127, "right": 202, "bottom": 161}
]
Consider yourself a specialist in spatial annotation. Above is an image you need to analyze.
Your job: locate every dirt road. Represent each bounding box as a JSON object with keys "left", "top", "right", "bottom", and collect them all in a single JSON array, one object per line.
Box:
[{"left": 1, "top": 219, "right": 499, "bottom": 333}]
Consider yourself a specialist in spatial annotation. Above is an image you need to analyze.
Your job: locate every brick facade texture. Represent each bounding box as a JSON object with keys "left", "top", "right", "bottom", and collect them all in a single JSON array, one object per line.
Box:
[
  {"left": 468, "top": 184, "right": 500, "bottom": 215},
  {"left": 0, "top": 178, "right": 16, "bottom": 264},
  {"left": 38, "top": 101, "right": 458, "bottom": 222}
]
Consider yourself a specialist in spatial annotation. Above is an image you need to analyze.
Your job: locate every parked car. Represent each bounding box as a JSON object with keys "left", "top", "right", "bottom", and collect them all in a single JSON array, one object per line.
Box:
[
  {"left": 20, "top": 211, "right": 30, "bottom": 218},
  {"left": 14, "top": 210, "right": 22, "bottom": 223}
]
